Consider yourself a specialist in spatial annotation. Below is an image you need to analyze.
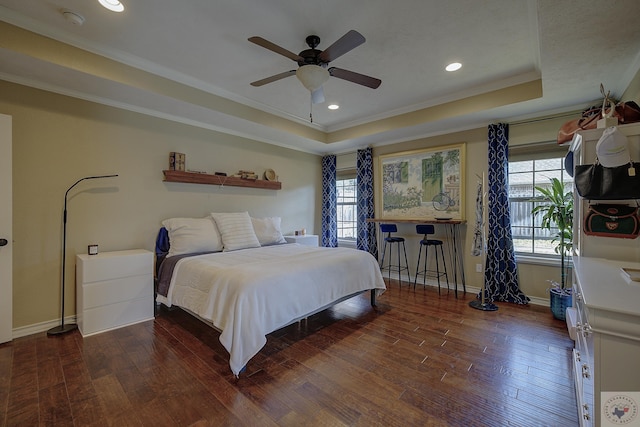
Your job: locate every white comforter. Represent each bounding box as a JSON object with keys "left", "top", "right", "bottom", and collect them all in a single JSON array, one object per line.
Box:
[{"left": 156, "top": 243, "right": 386, "bottom": 376}]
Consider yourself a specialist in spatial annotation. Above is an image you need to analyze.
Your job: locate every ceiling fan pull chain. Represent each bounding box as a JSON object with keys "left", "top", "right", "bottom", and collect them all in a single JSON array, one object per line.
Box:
[{"left": 309, "top": 96, "right": 313, "bottom": 123}]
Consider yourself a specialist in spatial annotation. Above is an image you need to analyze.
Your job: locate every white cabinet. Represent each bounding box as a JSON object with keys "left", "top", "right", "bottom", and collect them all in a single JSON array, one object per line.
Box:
[
  {"left": 572, "top": 257, "right": 640, "bottom": 427},
  {"left": 284, "top": 234, "right": 319, "bottom": 246},
  {"left": 76, "top": 249, "right": 154, "bottom": 337},
  {"left": 571, "top": 123, "right": 640, "bottom": 426}
]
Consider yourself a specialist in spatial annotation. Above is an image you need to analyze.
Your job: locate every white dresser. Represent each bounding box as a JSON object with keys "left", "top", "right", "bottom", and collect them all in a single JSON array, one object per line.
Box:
[
  {"left": 76, "top": 249, "right": 154, "bottom": 337},
  {"left": 572, "top": 256, "right": 640, "bottom": 427}
]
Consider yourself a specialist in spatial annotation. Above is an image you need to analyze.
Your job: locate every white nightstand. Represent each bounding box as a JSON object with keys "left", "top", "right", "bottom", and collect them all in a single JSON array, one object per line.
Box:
[
  {"left": 76, "top": 249, "right": 154, "bottom": 337},
  {"left": 284, "top": 234, "right": 319, "bottom": 247}
]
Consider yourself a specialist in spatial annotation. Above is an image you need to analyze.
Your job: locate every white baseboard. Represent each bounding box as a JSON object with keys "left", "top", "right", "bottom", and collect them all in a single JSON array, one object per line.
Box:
[
  {"left": 383, "top": 271, "right": 549, "bottom": 307},
  {"left": 12, "top": 315, "right": 77, "bottom": 339}
]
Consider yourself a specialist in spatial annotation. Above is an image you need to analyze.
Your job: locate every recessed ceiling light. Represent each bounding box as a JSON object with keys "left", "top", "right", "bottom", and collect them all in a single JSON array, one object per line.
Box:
[
  {"left": 98, "top": 0, "right": 125, "bottom": 12},
  {"left": 446, "top": 62, "right": 462, "bottom": 72},
  {"left": 328, "top": 104, "right": 339, "bottom": 110}
]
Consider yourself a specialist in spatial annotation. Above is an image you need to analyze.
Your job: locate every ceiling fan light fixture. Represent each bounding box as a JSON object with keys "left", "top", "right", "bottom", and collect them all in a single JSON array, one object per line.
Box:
[
  {"left": 296, "top": 65, "right": 329, "bottom": 92},
  {"left": 98, "top": 0, "right": 125, "bottom": 12}
]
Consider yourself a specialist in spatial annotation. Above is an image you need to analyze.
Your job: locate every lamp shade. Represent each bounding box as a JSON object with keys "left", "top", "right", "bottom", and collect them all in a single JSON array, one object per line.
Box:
[{"left": 296, "top": 65, "right": 329, "bottom": 92}]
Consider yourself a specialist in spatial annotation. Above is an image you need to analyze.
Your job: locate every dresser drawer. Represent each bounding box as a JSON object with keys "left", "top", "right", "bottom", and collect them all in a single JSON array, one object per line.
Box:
[
  {"left": 77, "top": 250, "right": 152, "bottom": 283},
  {"left": 81, "top": 275, "right": 151, "bottom": 309},
  {"left": 78, "top": 297, "right": 153, "bottom": 336}
]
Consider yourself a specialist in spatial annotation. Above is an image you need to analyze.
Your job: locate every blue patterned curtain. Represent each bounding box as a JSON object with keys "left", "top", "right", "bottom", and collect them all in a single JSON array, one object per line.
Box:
[
  {"left": 321, "top": 155, "right": 337, "bottom": 247},
  {"left": 483, "top": 124, "right": 529, "bottom": 304},
  {"left": 356, "top": 147, "right": 377, "bottom": 258}
]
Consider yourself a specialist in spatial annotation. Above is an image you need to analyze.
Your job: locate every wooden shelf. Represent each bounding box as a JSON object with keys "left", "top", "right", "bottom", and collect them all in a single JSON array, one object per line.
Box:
[{"left": 163, "top": 170, "right": 282, "bottom": 190}]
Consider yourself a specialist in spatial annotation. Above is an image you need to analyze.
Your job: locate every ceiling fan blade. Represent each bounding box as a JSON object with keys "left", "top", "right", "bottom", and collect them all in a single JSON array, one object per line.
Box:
[
  {"left": 248, "top": 37, "right": 303, "bottom": 62},
  {"left": 311, "top": 87, "right": 325, "bottom": 104},
  {"left": 318, "top": 30, "right": 365, "bottom": 63},
  {"left": 250, "top": 70, "right": 296, "bottom": 87},
  {"left": 329, "top": 67, "right": 381, "bottom": 89}
]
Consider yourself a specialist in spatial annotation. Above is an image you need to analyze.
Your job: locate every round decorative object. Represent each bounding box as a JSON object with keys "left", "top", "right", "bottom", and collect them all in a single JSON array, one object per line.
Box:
[
  {"left": 432, "top": 192, "right": 454, "bottom": 211},
  {"left": 264, "top": 169, "right": 276, "bottom": 181}
]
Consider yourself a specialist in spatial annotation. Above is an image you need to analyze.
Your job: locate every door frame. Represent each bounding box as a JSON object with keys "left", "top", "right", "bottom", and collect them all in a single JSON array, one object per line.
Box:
[{"left": 0, "top": 114, "right": 12, "bottom": 343}]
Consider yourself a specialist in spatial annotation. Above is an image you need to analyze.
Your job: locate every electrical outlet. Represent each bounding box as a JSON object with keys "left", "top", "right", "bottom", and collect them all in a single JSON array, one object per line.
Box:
[{"left": 475, "top": 263, "right": 482, "bottom": 273}]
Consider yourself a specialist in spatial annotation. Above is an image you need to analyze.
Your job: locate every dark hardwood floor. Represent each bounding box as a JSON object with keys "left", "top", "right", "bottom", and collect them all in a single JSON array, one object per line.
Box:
[{"left": 1, "top": 281, "right": 579, "bottom": 426}]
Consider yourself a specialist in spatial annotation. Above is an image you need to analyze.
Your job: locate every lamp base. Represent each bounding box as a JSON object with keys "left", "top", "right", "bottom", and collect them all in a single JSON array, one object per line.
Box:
[
  {"left": 47, "top": 323, "right": 78, "bottom": 336},
  {"left": 469, "top": 299, "right": 499, "bottom": 311}
]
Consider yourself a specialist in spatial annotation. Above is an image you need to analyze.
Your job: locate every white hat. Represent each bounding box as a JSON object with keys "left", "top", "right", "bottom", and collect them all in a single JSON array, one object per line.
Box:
[{"left": 596, "top": 126, "right": 630, "bottom": 167}]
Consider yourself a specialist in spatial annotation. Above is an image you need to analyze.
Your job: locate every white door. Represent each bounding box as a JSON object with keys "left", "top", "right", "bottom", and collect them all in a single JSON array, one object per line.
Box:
[{"left": 0, "top": 114, "right": 12, "bottom": 343}]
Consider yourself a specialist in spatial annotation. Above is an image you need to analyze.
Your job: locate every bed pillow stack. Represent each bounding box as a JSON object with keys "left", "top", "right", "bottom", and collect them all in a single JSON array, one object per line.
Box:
[
  {"left": 211, "top": 211, "right": 261, "bottom": 252},
  {"left": 162, "top": 213, "right": 288, "bottom": 254},
  {"left": 161, "top": 217, "right": 223, "bottom": 257}
]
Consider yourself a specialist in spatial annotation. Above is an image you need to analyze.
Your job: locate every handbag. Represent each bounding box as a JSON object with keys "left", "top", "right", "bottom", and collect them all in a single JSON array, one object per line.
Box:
[
  {"left": 557, "top": 101, "right": 640, "bottom": 145},
  {"left": 584, "top": 204, "right": 640, "bottom": 239},
  {"left": 574, "top": 161, "right": 640, "bottom": 200}
]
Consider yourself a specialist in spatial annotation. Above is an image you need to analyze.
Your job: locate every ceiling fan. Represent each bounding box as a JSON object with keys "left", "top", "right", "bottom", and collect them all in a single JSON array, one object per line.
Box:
[{"left": 248, "top": 30, "right": 381, "bottom": 106}]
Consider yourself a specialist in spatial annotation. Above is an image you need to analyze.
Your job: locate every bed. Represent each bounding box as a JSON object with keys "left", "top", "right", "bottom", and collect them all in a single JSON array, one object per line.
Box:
[{"left": 154, "top": 213, "right": 386, "bottom": 376}]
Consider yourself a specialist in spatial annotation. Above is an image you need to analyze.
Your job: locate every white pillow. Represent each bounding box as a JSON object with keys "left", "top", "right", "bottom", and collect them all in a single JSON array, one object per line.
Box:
[
  {"left": 211, "top": 212, "right": 261, "bottom": 251},
  {"left": 251, "top": 217, "right": 287, "bottom": 246},
  {"left": 161, "top": 217, "right": 223, "bottom": 257}
]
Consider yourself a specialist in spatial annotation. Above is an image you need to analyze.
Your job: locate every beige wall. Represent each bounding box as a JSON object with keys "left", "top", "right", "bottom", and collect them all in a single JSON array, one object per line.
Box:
[
  {"left": 2, "top": 80, "right": 321, "bottom": 329},
  {"left": 622, "top": 67, "right": 640, "bottom": 102}
]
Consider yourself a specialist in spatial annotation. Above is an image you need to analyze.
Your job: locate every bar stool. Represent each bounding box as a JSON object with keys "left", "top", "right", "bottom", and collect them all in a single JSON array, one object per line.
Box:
[
  {"left": 414, "top": 224, "right": 449, "bottom": 294},
  {"left": 379, "top": 223, "right": 411, "bottom": 284}
]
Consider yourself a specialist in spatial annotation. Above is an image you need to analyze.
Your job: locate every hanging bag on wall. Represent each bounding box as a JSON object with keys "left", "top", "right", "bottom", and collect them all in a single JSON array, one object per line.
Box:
[
  {"left": 557, "top": 101, "right": 640, "bottom": 145},
  {"left": 584, "top": 204, "right": 640, "bottom": 239},
  {"left": 557, "top": 96, "right": 640, "bottom": 145},
  {"left": 574, "top": 161, "right": 640, "bottom": 199},
  {"left": 574, "top": 126, "right": 640, "bottom": 200}
]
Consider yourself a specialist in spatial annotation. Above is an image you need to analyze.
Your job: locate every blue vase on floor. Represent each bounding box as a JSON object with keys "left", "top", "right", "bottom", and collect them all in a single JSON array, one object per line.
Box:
[{"left": 550, "top": 288, "right": 572, "bottom": 321}]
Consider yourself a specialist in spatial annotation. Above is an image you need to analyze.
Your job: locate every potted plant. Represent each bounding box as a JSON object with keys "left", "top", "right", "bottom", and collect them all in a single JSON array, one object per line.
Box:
[{"left": 531, "top": 177, "right": 574, "bottom": 321}]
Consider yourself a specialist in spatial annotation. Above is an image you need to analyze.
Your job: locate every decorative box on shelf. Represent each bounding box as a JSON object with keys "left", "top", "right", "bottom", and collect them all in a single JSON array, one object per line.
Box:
[{"left": 76, "top": 249, "right": 154, "bottom": 337}]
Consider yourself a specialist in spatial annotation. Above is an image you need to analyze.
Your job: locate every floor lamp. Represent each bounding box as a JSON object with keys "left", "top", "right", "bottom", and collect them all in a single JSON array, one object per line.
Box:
[{"left": 47, "top": 174, "right": 118, "bottom": 336}]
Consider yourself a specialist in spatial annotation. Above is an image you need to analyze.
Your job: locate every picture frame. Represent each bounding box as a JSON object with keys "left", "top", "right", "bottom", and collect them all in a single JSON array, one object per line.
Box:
[{"left": 379, "top": 143, "right": 466, "bottom": 220}]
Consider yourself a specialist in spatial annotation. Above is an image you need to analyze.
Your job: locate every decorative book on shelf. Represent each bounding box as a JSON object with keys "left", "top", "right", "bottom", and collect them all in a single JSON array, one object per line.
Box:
[
  {"left": 169, "top": 152, "right": 185, "bottom": 171},
  {"left": 162, "top": 170, "right": 281, "bottom": 190}
]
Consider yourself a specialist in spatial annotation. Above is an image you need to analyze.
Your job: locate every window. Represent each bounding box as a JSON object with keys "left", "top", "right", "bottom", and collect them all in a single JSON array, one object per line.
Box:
[
  {"left": 336, "top": 177, "right": 357, "bottom": 241},
  {"left": 508, "top": 156, "right": 572, "bottom": 257}
]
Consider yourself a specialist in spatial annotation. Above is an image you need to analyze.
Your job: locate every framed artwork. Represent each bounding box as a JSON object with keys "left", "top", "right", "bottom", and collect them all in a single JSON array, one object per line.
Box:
[{"left": 379, "top": 143, "right": 465, "bottom": 220}]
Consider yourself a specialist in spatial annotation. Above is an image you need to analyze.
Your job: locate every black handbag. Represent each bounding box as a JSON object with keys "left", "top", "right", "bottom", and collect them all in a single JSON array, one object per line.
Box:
[
  {"left": 574, "top": 161, "right": 640, "bottom": 200},
  {"left": 584, "top": 204, "right": 640, "bottom": 239}
]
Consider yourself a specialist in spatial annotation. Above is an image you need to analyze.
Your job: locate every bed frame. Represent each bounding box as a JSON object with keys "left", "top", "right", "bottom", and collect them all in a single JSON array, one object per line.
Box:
[{"left": 154, "top": 227, "right": 383, "bottom": 375}]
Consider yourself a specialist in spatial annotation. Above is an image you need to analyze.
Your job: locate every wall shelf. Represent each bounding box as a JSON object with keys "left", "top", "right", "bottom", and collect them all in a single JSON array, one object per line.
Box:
[{"left": 162, "top": 170, "right": 281, "bottom": 190}]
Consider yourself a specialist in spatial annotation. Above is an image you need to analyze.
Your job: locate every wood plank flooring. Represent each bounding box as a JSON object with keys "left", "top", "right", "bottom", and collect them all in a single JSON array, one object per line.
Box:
[{"left": 0, "top": 281, "right": 579, "bottom": 426}]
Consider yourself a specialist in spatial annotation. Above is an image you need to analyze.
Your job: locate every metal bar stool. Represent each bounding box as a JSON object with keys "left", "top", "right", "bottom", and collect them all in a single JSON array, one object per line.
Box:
[
  {"left": 379, "top": 223, "right": 410, "bottom": 284},
  {"left": 414, "top": 224, "right": 449, "bottom": 294}
]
